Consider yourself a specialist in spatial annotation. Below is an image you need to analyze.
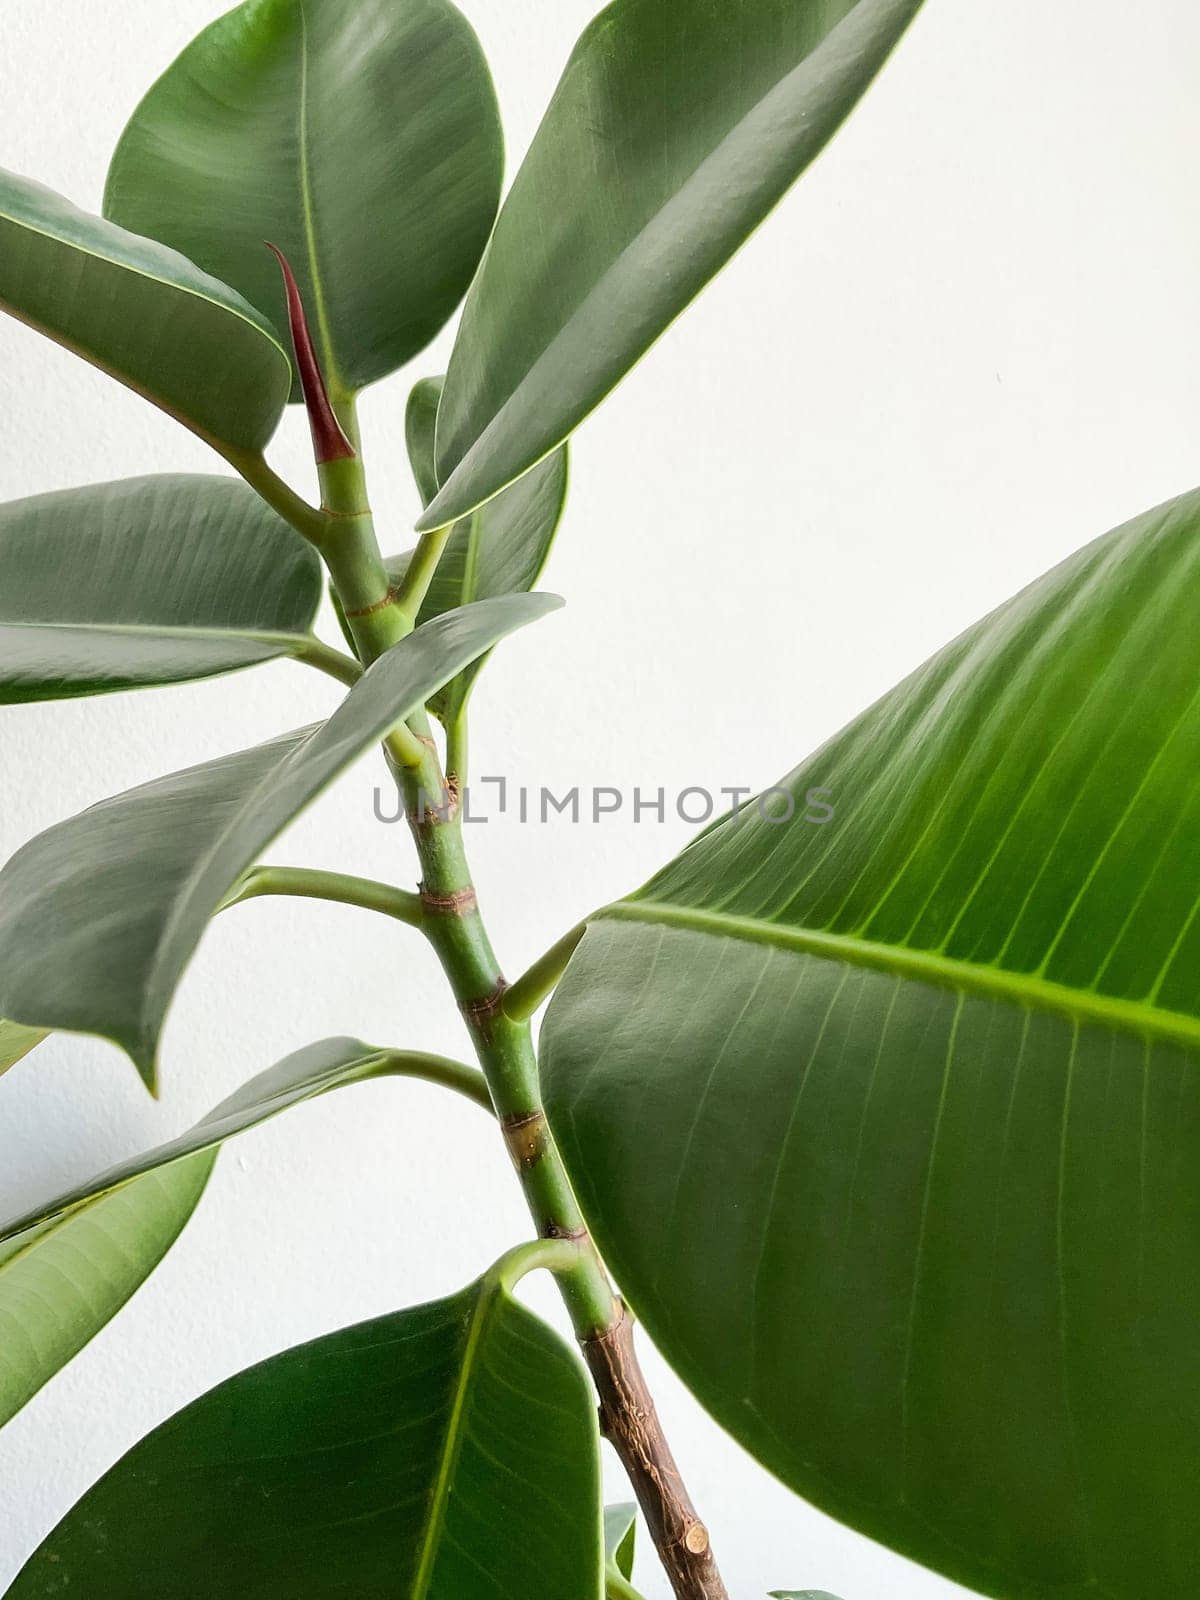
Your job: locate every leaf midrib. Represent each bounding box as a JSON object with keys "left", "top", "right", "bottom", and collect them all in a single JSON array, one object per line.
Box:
[
  {"left": 410, "top": 1285, "right": 495, "bottom": 1598},
  {"left": 0, "top": 620, "right": 310, "bottom": 645},
  {"left": 296, "top": 0, "right": 341, "bottom": 392},
  {"left": 603, "top": 899, "right": 1200, "bottom": 1051}
]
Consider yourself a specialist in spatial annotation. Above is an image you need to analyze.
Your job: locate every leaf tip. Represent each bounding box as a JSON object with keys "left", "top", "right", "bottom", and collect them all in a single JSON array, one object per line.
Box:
[
  {"left": 264, "top": 242, "right": 355, "bottom": 465},
  {"left": 131, "top": 1046, "right": 160, "bottom": 1100}
]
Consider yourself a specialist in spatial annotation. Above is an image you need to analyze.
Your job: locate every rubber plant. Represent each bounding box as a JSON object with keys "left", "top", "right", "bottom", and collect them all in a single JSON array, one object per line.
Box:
[{"left": 1, "top": 0, "right": 1193, "bottom": 1596}]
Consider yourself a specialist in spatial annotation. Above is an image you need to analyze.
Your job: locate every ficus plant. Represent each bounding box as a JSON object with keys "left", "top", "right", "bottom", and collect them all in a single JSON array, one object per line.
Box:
[{"left": 0, "top": 0, "right": 1196, "bottom": 1597}]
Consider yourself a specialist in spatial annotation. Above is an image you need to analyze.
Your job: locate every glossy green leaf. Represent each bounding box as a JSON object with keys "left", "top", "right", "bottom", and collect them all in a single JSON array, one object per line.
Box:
[
  {"left": 0, "top": 168, "right": 290, "bottom": 453},
  {"left": 105, "top": 0, "right": 503, "bottom": 402},
  {"left": 390, "top": 374, "right": 567, "bottom": 722},
  {"left": 0, "top": 1038, "right": 434, "bottom": 1246},
  {"left": 0, "top": 1154, "right": 212, "bottom": 1428},
  {"left": 0, "top": 593, "right": 559, "bottom": 1087},
  {"left": 0, "top": 1036, "right": 485, "bottom": 1430},
  {"left": 543, "top": 487, "right": 1200, "bottom": 1600},
  {"left": 419, "top": 0, "right": 925, "bottom": 530},
  {"left": 604, "top": 1503, "right": 637, "bottom": 1581},
  {"left": 769, "top": 1592, "right": 844, "bottom": 1598},
  {"left": 0, "top": 1020, "right": 47, "bottom": 1079},
  {"left": 9, "top": 1269, "right": 603, "bottom": 1597},
  {"left": 0, "top": 475, "right": 321, "bottom": 701}
]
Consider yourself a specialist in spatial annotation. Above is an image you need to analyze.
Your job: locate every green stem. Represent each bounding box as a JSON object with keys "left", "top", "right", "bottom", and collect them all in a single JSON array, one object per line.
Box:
[
  {"left": 375, "top": 1048, "right": 494, "bottom": 1115},
  {"left": 291, "top": 636, "right": 363, "bottom": 688},
  {"left": 314, "top": 397, "right": 431, "bottom": 771},
  {"left": 223, "top": 447, "right": 328, "bottom": 546},
  {"left": 484, "top": 1235, "right": 585, "bottom": 1295},
  {"left": 317, "top": 398, "right": 410, "bottom": 663},
  {"left": 505, "top": 922, "right": 587, "bottom": 1022},
  {"left": 392, "top": 524, "right": 453, "bottom": 630},
  {"left": 316, "top": 403, "right": 729, "bottom": 1600},
  {"left": 403, "top": 762, "right": 618, "bottom": 1334},
  {"left": 222, "top": 865, "right": 423, "bottom": 926}
]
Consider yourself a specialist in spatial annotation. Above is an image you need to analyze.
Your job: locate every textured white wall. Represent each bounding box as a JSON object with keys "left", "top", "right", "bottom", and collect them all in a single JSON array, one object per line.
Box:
[{"left": 1, "top": 1, "right": 1198, "bottom": 1593}]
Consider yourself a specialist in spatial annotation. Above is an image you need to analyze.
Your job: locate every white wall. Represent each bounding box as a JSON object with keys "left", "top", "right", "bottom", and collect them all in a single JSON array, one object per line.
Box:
[{"left": 1, "top": 1, "right": 1198, "bottom": 1593}]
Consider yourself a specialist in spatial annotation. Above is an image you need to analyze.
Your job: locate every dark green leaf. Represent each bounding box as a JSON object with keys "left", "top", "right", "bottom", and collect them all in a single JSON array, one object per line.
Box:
[
  {"left": 604, "top": 1503, "right": 637, "bottom": 1580},
  {"left": 9, "top": 1270, "right": 603, "bottom": 1597},
  {"left": 419, "top": 0, "right": 925, "bottom": 530},
  {"left": 0, "top": 475, "right": 321, "bottom": 701},
  {"left": 0, "top": 1155, "right": 212, "bottom": 1428},
  {"left": 543, "top": 488, "right": 1200, "bottom": 1600},
  {"left": 0, "top": 168, "right": 290, "bottom": 453},
  {"left": 387, "top": 374, "right": 567, "bottom": 723},
  {"left": 0, "top": 594, "right": 560, "bottom": 1086},
  {"left": 105, "top": 0, "right": 503, "bottom": 401}
]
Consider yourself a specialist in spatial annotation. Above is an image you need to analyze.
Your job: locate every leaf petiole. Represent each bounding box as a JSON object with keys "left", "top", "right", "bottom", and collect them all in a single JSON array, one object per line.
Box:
[{"left": 220, "top": 865, "right": 422, "bottom": 927}]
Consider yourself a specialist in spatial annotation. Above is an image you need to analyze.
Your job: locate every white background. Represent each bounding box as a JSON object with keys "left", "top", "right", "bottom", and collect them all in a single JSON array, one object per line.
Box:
[{"left": 1, "top": 1, "right": 1198, "bottom": 1594}]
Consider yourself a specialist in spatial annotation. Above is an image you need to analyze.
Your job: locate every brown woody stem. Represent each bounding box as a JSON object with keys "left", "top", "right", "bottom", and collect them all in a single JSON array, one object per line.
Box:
[{"left": 584, "top": 1309, "right": 728, "bottom": 1600}]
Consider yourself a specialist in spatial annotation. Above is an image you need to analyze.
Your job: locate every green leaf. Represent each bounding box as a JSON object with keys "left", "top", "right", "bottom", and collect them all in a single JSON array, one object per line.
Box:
[
  {"left": 419, "top": 0, "right": 925, "bottom": 530},
  {"left": 0, "top": 1020, "right": 47, "bottom": 1079},
  {"left": 0, "top": 168, "right": 290, "bottom": 453},
  {"left": 604, "top": 1503, "right": 637, "bottom": 1580},
  {"left": 388, "top": 374, "right": 567, "bottom": 723},
  {"left": 0, "top": 475, "right": 321, "bottom": 701},
  {"left": 542, "top": 487, "right": 1200, "bottom": 1600},
  {"left": 0, "top": 1036, "right": 486, "bottom": 1429},
  {"left": 8, "top": 1269, "right": 603, "bottom": 1597},
  {"left": 105, "top": 0, "right": 503, "bottom": 402},
  {"left": 0, "top": 593, "right": 559, "bottom": 1087},
  {"left": 769, "top": 1593, "right": 845, "bottom": 1598},
  {"left": 0, "top": 1039, "right": 423, "bottom": 1246},
  {"left": 0, "top": 1154, "right": 212, "bottom": 1428}
]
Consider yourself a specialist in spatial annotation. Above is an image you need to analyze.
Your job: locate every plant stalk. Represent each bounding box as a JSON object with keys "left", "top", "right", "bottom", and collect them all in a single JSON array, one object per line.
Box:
[
  {"left": 222, "top": 865, "right": 423, "bottom": 926},
  {"left": 314, "top": 401, "right": 730, "bottom": 1600}
]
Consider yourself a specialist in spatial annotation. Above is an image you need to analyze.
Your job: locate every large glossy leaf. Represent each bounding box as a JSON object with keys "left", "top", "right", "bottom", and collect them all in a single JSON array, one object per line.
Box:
[
  {"left": 419, "top": 0, "right": 925, "bottom": 530},
  {"left": 0, "top": 594, "right": 559, "bottom": 1086},
  {"left": 0, "top": 1154, "right": 212, "bottom": 1428},
  {"left": 390, "top": 375, "right": 567, "bottom": 723},
  {"left": 8, "top": 1269, "right": 603, "bottom": 1597},
  {"left": 0, "top": 475, "right": 321, "bottom": 701},
  {"left": 105, "top": 0, "right": 503, "bottom": 402},
  {"left": 0, "top": 168, "right": 290, "bottom": 453},
  {"left": 0, "top": 1021, "right": 47, "bottom": 1080},
  {"left": 543, "top": 487, "right": 1200, "bottom": 1600}
]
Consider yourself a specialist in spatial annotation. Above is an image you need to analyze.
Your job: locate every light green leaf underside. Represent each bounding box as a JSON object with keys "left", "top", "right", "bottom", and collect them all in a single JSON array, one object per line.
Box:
[
  {"left": 543, "top": 488, "right": 1200, "bottom": 1600},
  {"left": 420, "top": 0, "right": 925, "bottom": 530},
  {"left": 9, "top": 1274, "right": 603, "bottom": 1597},
  {"left": 105, "top": 0, "right": 503, "bottom": 400},
  {"left": 392, "top": 374, "right": 567, "bottom": 722},
  {"left": 604, "top": 1503, "right": 637, "bottom": 1581},
  {"left": 0, "top": 594, "right": 559, "bottom": 1085},
  {"left": 0, "top": 1021, "right": 47, "bottom": 1079},
  {"left": 0, "top": 1155, "right": 212, "bottom": 1428},
  {"left": 0, "top": 475, "right": 321, "bottom": 700},
  {"left": 0, "top": 167, "right": 290, "bottom": 452}
]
